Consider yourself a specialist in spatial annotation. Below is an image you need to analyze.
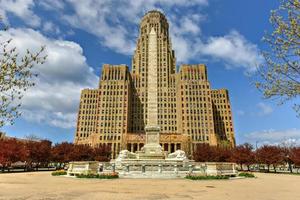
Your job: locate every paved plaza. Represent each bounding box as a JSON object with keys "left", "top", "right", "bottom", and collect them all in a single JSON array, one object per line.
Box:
[{"left": 0, "top": 172, "right": 299, "bottom": 200}]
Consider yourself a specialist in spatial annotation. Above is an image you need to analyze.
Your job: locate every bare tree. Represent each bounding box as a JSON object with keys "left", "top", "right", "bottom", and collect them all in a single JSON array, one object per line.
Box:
[
  {"left": 256, "top": 0, "right": 300, "bottom": 116},
  {"left": 0, "top": 17, "right": 46, "bottom": 128}
]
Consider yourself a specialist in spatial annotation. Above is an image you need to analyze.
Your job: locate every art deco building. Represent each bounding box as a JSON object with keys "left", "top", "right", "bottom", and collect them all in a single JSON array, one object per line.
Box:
[{"left": 74, "top": 10, "right": 235, "bottom": 158}]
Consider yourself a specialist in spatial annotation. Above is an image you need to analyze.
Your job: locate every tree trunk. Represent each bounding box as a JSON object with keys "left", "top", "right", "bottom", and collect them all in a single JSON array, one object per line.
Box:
[
  {"left": 267, "top": 165, "right": 270, "bottom": 172},
  {"left": 247, "top": 165, "right": 250, "bottom": 171},
  {"left": 240, "top": 164, "right": 243, "bottom": 171}
]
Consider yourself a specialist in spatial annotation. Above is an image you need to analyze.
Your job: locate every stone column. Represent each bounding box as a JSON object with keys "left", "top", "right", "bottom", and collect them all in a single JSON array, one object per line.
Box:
[
  {"left": 188, "top": 165, "right": 193, "bottom": 174},
  {"left": 146, "top": 27, "right": 158, "bottom": 128},
  {"left": 139, "top": 28, "right": 164, "bottom": 159},
  {"left": 158, "top": 164, "right": 162, "bottom": 173},
  {"left": 111, "top": 163, "right": 115, "bottom": 173},
  {"left": 142, "top": 165, "right": 146, "bottom": 173},
  {"left": 174, "top": 165, "right": 178, "bottom": 174}
]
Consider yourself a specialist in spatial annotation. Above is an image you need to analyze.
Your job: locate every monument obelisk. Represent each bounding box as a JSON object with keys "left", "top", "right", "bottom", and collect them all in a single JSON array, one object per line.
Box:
[{"left": 139, "top": 27, "right": 164, "bottom": 159}]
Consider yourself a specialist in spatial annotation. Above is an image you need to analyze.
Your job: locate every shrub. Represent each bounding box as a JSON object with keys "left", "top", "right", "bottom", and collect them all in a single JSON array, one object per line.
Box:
[
  {"left": 51, "top": 170, "right": 67, "bottom": 176},
  {"left": 238, "top": 172, "right": 255, "bottom": 178},
  {"left": 76, "top": 172, "right": 119, "bottom": 179},
  {"left": 185, "top": 174, "right": 229, "bottom": 180}
]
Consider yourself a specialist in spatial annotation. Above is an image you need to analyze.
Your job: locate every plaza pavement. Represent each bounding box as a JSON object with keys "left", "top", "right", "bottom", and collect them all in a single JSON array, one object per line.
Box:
[{"left": 0, "top": 172, "right": 299, "bottom": 200}]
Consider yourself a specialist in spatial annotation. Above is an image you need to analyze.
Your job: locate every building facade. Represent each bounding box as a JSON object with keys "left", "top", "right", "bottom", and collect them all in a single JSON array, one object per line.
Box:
[{"left": 74, "top": 10, "right": 235, "bottom": 158}]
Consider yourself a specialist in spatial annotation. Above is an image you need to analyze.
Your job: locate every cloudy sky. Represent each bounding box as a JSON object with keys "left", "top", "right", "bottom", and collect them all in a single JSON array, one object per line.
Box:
[{"left": 1, "top": 0, "right": 299, "bottom": 146}]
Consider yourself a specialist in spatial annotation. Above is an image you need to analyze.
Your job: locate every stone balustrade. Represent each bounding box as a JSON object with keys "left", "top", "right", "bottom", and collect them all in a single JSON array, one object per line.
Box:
[{"left": 67, "top": 161, "right": 237, "bottom": 178}]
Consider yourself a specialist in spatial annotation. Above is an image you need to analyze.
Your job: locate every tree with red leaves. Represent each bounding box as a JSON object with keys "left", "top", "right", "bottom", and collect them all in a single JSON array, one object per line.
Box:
[
  {"left": 51, "top": 142, "right": 74, "bottom": 168},
  {"left": 256, "top": 145, "right": 285, "bottom": 172},
  {"left": 193, "top": 144, "right": 216, "bottom": 162},
  {"left": 25, "top": 140, "right": 52, "bottom": 170},
  {"left": 93, "top": 144, "right": 111, "bottom": 161},
  {"left": 290, "top": 147, "right": 300, "bottom": 167},
  {"left": 0, "top": 138, "right": 27, "bottom": 171},
  {"left": 215, "top": 147, "right": 232, "bottom": 162},
  {"left": 69, "top": 145, "right": 94, "bottom": 161},
  {"left": 51, "top": 143, "right": 111, "bottom": 168},
  {"left": 231, "top": 143, "right": 255, "bottom": 171},
  {"left": 193, "top": 143, "right": 232, "bottom": 162}
]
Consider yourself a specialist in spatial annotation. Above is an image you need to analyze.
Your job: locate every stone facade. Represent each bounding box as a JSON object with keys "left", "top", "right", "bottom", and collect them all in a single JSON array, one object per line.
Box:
[{"left": 74, "top": 10, "right": 236, "bottom": 158}]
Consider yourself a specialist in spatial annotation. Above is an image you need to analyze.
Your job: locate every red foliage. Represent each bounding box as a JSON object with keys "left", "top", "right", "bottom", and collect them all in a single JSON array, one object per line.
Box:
[
  {"left": 193, "top": 144, "right": 215, "bottom": 162},
  {"left": 51, "top": 142, "right": 74, "bottom": 163},
  {"left": 290, "top": 147, "right": 300, "bottom": 167},
  {"left": 0, "top": 139, "right": 27, "bottom": 169},
  {"left": 25, "top": 140, "right": 52, "bottom": 169},
  {"left": 255, "top": 145, "right": 285, "bottom": 172},
  {"left": 69, "top": 145, "right": 94, "bottom": 161},
  {"left": 215, "top": 147, "right": 232, "bottom": 162},
  {"left": 93, "top": 144, "right": 111, "bottom": 161},
  {"left": 231, "top": 143, "right": 255, "bottom": 170},
  {"left": 193, "top": 144, "right": 232, "bottom": 162},
  {"left": 0, "top": 138, "right": 112, "bottom": 171},
  {"left": 51, "top": 143, "right": 111, "bottom": 164}
]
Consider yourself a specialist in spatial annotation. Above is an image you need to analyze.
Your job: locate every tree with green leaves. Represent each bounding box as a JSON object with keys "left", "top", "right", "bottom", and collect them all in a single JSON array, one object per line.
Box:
[
  {"left": 0, "top": 18, "right": 46, "bottom": 128},
  {"left": 256, "top": 0, "right": 300, "bottom": 116}
]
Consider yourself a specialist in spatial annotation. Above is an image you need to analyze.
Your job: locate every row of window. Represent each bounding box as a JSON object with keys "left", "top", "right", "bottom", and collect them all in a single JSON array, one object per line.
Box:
[
  {"left": 80, "top": 104, "right": 97, "bottom": 109},
  {"left": 83, "top": 93, "right": 97, "bottom": 98},
  {"left": 82, "top": 99, "right": 97, "bottom": 104},
  {"left": 214, "top": 116, "right": 232, "bottom": 121},
  {"left": 99, "top": 135, "right": 121, "bottom": 141},
  {"left": 101, "top": 84, "right": 127, "bottom": 89},
  {"left": 100, "top": 109, "right": 127, "bottom": 114},
  {"left": 79, "top": 110, "right": 97, "bottom": 115},
  {"left": 192, "top": 135, "right": 209, "bottom": 141},
  {"left": 212, "top": 93, "right": 227, "bottom": 98},
  {"left": 79, "top": 121, "right": 96, "bottom": 126},
  {"left": 101, "top": 91, "right": 128, "bottom": 95},
  {"left": 181, "top": 84, "right": 210, "bottom": 90},
  {"left": 182, "top": 96, "right": 211, "bottom": 102}
]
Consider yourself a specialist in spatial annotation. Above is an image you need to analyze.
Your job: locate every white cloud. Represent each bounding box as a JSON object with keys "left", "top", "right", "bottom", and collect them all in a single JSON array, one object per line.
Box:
[
  {"left": 201, "top": 31, "right": 263, "bottom": 72},
  {"left": 246, "top": 129, "right": 300, "bottom": 146},
  {"left": 42, "top": 21, "right": 61, "bottom": 35},
  {"left": 257, "top": 102, "right": 273, "bottom": 116},
  {"left": 59, "top": 1, "right": 261, "bottom": 71},
  {"left": 59, "top": 0, "right": 210, "bottom": 59},
  {"left": 0, "top": 0, "right": 41, "bottom": 27},
  {"left": 1, "top": 0, "right": 262, "bottom": 72},
  {"left": 38, "top": 0, "right": 65, "bottom": 11},
  {"left": 0, "top": 28, "right": 98, "bottom": 128}
]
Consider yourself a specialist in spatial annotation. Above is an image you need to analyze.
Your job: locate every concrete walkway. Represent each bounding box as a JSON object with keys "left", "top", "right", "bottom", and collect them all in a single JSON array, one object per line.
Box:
[{"left": 0, "top": 172, "right": 299, "bottom": 200}]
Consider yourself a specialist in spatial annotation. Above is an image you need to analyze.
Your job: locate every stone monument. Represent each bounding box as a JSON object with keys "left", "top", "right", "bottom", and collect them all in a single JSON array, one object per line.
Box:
[{"left": 137, "top": 28, "right": 165, "bottom": 159}]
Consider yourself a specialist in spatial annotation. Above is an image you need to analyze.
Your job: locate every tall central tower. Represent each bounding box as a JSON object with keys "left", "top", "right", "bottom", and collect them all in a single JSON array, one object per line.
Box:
[{"left": 131, "top": 10, "right": 177, "bottom": 134}]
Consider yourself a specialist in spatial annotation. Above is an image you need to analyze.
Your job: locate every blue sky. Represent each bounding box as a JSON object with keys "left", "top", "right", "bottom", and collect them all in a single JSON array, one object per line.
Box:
[{"left": 1, "top": 0, "right": 299, "bottom": 146}]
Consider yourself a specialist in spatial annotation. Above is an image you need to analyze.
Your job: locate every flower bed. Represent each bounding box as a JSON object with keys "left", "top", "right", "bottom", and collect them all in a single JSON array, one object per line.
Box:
[
  {"left": 185, "top": 174, "right": 229, "bottom": 180},
  {"left": 75, "top": 172, "right": 119, "bottom": 179},
  {"left": 51, "top": 170, "right": 67, "bottom": 176},
  {"left": 238, "top": 172, "right": 255, "bottom": 178}
]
